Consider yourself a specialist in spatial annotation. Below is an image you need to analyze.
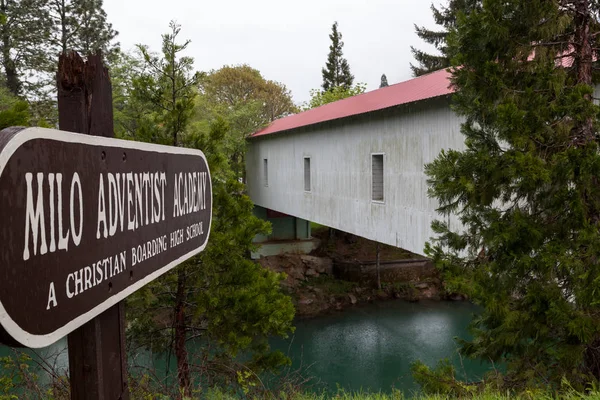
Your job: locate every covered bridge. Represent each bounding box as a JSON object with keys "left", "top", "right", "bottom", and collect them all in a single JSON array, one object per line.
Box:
[{"left": 245, "top": 69, "right": 465, "bottom": 257}]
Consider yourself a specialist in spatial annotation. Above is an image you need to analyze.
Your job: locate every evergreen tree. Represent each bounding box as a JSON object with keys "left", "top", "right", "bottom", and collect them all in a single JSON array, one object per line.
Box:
[
  {"left": 125, "top": 23, "right": 294, "bottom": 397},
  {"left": 380, "top": 74, "right": 388, "bottom": 88},
  {"left": 410, "top": 0, "right": 479, "bottom": 76},
  {"left": 0, "top": 0, "right": 51, "bottom": 96},
  {"left": 426, "top": 0, "right": 600, "bottom": 388},
  {"left": 134, "top": 21, "right": 201, "bottom": 146},
  {"left": 321, "top": 21, "right": 354, "bottom": 91},
  {"left": 127, "top": 22, "right": 201, "bottom": 396},
  {"left": 48, "top": 0, "right": 118, "bottom": 62}
]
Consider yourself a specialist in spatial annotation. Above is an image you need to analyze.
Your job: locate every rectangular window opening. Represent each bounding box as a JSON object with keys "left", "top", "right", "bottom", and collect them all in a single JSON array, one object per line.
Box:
[
  {"left": 304, "top": 157, "right": 311, "bottom": 192},
  {"left": 372, "top": 154, "right": 384, "bottom": 202},
  {"left": 263, "top": 158, "right": 268, "bottom": 187}
]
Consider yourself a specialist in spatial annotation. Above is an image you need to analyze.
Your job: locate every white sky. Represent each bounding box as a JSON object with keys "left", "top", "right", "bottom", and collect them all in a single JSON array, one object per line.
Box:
[{"left": 103, "top": 0, "right": 439, "bottom": 104}]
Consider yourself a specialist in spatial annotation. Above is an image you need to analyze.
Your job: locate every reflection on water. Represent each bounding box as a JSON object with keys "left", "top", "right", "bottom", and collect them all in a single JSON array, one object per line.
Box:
[{"left": 270, "top": 300, "right": 493, "bottom": 393}]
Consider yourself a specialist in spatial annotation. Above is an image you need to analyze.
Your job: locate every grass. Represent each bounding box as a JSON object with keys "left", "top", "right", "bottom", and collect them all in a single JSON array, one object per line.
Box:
[
  {"left": 204, "top": 388, "right": 600, "bottom": 400},
  {"left": 310, "top": 221, "right": 328, "bottom": 234},
  {"left": 302, "top": 275, "right": 359, "bottom": 295}
]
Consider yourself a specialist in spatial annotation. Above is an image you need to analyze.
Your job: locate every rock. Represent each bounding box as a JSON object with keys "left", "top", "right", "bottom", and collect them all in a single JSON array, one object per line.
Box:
[
  {"left": 415, "top": 283, "right": 429, "bottom": 289},
  {"left": 376, "top": 291, "right": 389, "bottom": 300},
  {"left": 298, "top": 297, "right": 314, "bottom": 305},
  {"left": 305, "top": 268, "right": 319, "bottom": 277},
  {"left": 348, "top": 294, "right": 357, "bottom": 304},
  {"left": 286, "top": 266, "right": 306, "bottom": 281},
  {"left": 300, "top": 255, "right": 333, "bottom": 275}
]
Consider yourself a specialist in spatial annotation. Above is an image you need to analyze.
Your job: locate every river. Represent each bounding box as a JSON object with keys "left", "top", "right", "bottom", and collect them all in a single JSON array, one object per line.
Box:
[
  {"left": 0, "top": 300, "right": 493, "bottom": 395},
  {"left": 270, "top": 300, "right": 493, "bottom": 394}
]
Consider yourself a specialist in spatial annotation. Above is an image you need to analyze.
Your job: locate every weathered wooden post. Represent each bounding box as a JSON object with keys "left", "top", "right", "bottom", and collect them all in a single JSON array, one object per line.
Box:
[
  {"left": 0, "top": 51, "right": 212, "bottom": 400},
  {"left": 57, "top": 51, "right": 128, "bottom": 400},
  {"left": 376, "top": 242, "right": 381, "bottom": 290}
]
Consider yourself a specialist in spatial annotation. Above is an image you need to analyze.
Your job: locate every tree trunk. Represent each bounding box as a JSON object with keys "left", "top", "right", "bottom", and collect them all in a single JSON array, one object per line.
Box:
[
  {"left": 585, "top": 337, "right": 600, "bottom": 380},
  {"left": 573, "top": 0, "right": 594, "bottom": 144},
  {"left": 3, "top": 57, "right": 19, "bottom": 96},
  {"left": 0, "top": 8, "right": 20, "bottom": 96},
  {"left": 174, "top": 267, "right": 191, "bottom": 397},
  {"left": 376, "top": 242, "right": 381, "bottom": 290}
]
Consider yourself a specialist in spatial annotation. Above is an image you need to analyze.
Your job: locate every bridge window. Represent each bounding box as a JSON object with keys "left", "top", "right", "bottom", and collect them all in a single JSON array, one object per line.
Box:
[
  {"left": 372, "top": 154, "right": 384, "bottom": 202},
  {"left": 304, "top": 157, "right": 311, "bottom": 192},
  {"left": 263, "top": 158, "right": 268, "bottom": 187}
]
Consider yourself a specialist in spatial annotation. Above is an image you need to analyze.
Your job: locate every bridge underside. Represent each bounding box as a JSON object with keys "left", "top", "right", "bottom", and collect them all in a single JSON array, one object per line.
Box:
[{"left": 251, "top": 206, "right": 319, "bottom": 259}]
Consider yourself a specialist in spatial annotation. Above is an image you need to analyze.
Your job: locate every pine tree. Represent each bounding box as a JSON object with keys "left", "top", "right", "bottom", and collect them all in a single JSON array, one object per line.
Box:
[
  {"left": 426, "top": 0, "right": 600, "bottom": 388},
  {"left": 321, "top": 21, "right": 354, "bottom": 91},
  {"left": 48, "top": 0, "right": 118, "bottom": 61},
  {"left": 0, "top": 0, "right": 51, "bottom": 96},
  {"left": 410, "top": 0, "right": 479, "bottom": 76},
  {"left": 125, "top": 23, "right": 294, "bottom": 397},
  {"left": 379, "top": 74, "right": 389, "bottom": 88}
]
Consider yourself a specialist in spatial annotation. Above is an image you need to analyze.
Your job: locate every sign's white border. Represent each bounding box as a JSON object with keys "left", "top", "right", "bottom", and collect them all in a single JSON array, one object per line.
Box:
[{"left": 0, "top": 127, "right": 213, "bottom": 348}]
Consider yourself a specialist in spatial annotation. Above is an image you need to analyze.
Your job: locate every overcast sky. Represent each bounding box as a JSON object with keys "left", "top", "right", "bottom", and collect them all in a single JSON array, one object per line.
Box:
[{"left": 103, "top": 0, "right": 439, "bottom": 104}]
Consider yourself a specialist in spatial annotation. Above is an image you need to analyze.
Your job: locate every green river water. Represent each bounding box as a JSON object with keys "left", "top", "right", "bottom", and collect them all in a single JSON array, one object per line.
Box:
[
  {"left": 269, "top": 300, "right": 492, "bottom": 393},
  {"left": 0, "top": 300, "right": 494, "bottom": 395}
]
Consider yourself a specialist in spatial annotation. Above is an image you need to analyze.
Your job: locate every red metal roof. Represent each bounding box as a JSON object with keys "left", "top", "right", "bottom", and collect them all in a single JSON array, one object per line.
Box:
[{"left": 252, "top": 68, "right": 454, "bottom": 138}]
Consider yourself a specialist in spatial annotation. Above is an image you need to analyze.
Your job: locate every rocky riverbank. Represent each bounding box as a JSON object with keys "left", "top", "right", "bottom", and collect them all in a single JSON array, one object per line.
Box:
[
  {"left": 256, "top": 229, "right": 470, "bottom": 317},
  {"left": 258, "top": 253, "right": 449, "bottom": 317}
]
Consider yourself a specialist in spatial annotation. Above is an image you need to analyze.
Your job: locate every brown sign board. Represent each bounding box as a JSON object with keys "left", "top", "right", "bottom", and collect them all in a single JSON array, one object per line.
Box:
[{"left": 0, "top": 127, "right": 212, "bottom": 348}]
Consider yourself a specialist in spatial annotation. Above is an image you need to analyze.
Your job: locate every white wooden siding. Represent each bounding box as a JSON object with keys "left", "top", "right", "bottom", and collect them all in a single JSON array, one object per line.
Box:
[{"left": 246, "top": 97, "right": 465, "bottom": 256}]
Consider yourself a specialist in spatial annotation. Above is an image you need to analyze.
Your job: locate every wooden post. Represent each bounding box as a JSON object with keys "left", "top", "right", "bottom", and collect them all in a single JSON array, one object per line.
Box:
[
  {"left": 57, "top": 51, "right": 129, "bottom": 400},
  {"left": 376, "top": 242, "right": 381, "bottom": 290}
]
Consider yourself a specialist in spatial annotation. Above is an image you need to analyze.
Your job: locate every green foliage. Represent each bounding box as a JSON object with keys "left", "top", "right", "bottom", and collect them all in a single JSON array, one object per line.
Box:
[
  {"left": 124, "top": 23, "right": 295, "bottom": 388},
  {"left": 411, "top": 359, "right": 476, "bottom": 397},
  {"left": 425, "top": 0, "right": 600, "bottom": 390},
  {"left": 126, "top": 386, "right": 600, "bottom": 399},
  {"left": 303, "top": 83, "right": 366, "bottom": 110},
  {"left": 0, "top": 100, "right": 29, "bottom": 128},
  {"left": 0, "top": 85, "right": 29, "bottom": 128},
  {"left": 410, "top": 0, "right": 480, "bottom": 76},
  {"left": 129, "top": 21, "right": 201, "bottom": 146},
  {"left": 185, "top": 118, "right": 295, "bottom": 367},
  {"left": 127, "top": 118, "right": 295, "bottom": 389},
  {"left": 0, "top": 351, "right": 69, "bottom": 400},
  {"left": 47, "top": 0, "right": 119, "bottom": 60},
  {"left": 302, "top": 275, "right": 358, "bottom": 295},
  {"left": 196, "top": 64, "right": 297, "bottom": 178},
  {"left": 0, "top": 0, "right": 51, "bottom": 96},
  {"left": 111, "top": 50, "right": 146, "bottom": 138},
  {"left": 321, "top": 21, "right": 354, "bottom": 92},
  {"left": 0, "top": 0, "right": 118, "bottom": 125}
]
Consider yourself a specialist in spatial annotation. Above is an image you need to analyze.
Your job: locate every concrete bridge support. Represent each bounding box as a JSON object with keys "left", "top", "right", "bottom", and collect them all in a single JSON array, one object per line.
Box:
[{"left": 251, "top": 206, "right": 319, "bottom": 259}]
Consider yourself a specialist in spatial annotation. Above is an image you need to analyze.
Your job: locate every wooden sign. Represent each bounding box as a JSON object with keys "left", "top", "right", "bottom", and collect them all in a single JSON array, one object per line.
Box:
[{"left": 0, "top": 127, "right": 212, "bottom": 348}]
